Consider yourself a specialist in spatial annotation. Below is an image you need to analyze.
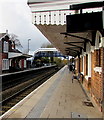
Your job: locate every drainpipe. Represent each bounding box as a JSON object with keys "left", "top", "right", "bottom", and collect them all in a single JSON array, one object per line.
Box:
[{"left": 0, "top": 40, "right": 2, "bottom": 116}]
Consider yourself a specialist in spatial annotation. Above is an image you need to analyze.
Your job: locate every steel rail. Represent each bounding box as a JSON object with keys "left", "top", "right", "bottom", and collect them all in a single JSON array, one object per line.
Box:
[{"left": 1, "top": 68, "right": 58, "bottom": 114}]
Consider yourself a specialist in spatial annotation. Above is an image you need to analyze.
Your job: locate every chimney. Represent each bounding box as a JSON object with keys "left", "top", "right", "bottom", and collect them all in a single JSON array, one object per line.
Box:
[{"left": 6, "top": 30, "right": 8, "bottom": 34}]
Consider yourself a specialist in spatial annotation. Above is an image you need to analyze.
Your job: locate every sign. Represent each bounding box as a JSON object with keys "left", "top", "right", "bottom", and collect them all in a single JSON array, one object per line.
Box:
[{"left": 67, "top": 12, "right": 103, "bottom": 33}]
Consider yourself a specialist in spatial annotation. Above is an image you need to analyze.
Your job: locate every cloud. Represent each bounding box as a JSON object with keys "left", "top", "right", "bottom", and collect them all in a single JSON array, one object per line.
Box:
[{"left": 0, "top": 0, "right": 49, "bottom": 52}]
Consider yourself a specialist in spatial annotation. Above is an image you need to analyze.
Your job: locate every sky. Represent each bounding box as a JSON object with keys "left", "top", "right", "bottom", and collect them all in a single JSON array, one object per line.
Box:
[{"left": 0, "top": 0, "right": 50, "bottom": 53}]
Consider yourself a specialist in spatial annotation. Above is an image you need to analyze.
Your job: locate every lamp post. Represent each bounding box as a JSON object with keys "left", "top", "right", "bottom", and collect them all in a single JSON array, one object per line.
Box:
[{"left": 28, "top": 39, "right": 31, "bottom": 54}]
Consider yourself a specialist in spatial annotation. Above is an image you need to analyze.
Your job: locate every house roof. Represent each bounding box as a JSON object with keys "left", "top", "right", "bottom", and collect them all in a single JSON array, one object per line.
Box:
[
  {"left": 34, "top": 48, "right": 58, "bottom": 54},
  {"left": 9, "top": 49, "right": 22, "bottom": 53},
  {"left": 28, "top": 0, "right": 66, "bottom": 4},
  {"left": 0, "top": 33, "right": 8, "bottom": 40},
  {"left": 8, "top": 52, "right": 32, "bottom": 59}
]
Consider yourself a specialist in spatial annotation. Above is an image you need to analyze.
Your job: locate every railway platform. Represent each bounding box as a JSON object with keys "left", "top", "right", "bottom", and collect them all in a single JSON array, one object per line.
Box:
[{"left": 1, "top": 65, "right": 102, "bottom": 119}]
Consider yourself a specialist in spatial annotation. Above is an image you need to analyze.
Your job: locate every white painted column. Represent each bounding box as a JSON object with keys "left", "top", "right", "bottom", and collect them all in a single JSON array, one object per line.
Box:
[
  {"left": 83, "top": 56, "right": 84, "bottom": 74},
  {"left": 101, "top": 37, "right": 104, "bottom": 47},
  {"left": 88, "top": 53, "right": 91, "bottom": 77}
]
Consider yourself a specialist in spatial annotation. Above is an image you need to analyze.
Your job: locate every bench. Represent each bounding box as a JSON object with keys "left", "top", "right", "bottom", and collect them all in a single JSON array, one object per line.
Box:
[{"left": 72, "top": 72, "right": 83, "bottom": 83}]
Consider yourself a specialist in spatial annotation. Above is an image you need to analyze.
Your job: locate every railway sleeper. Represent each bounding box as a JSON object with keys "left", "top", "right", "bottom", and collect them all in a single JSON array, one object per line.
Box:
[
  {"left": 20, "top": 93, "right": 29, "bottom": 96},
  {"left": 19, "top": 95, "right": 28, "bottom": 97},
  {"left": 11, "top": 99, "right": 20, "bottom": 102},
  {"left": 15, "top": 96, "right": 24, "bottom": 99},
  {"left": 0, "top": 110, "right": 5, "bottom": 114},
  {"left": 6, "top": 102, "right": 16, "bottom": 106},
  {"left": 2, "top": 106, "right": 11, "bottom": 109}
]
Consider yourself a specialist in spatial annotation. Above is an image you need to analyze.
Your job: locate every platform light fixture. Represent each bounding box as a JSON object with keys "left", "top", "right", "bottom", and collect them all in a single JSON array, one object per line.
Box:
[{"left": 64, "top": 35, "right": 68, "bottom": 42}]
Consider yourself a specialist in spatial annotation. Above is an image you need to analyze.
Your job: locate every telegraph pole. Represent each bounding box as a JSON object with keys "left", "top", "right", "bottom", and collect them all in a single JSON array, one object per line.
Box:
[{"left": 28, "top": 39, "right": 31, "bottom": 54}]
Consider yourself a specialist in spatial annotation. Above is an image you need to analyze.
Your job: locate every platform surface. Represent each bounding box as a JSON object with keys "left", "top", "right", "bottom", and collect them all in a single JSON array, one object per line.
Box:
[{"left": 1, "top": 65, "right": 102, "bottom": 119}]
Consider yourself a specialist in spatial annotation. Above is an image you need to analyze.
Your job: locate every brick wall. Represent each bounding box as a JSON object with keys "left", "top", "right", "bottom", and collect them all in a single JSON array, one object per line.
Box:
[
  {"left": 2, "top": 53, "right": 8, "bottom": 59},
  {"left": 102, "top": 48, "right": 104, "bottom": 113},
  {"left": 76, "top": 48, "right": 104, "bottom": 110},
  {"left": 91, "top": 48, "right": 103, "bottom": 110}
]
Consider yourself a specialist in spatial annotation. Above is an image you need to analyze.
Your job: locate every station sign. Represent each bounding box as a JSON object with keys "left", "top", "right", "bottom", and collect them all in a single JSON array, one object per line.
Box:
[{"left": 66, "top": 12, "right": 103, "bottom": 33}]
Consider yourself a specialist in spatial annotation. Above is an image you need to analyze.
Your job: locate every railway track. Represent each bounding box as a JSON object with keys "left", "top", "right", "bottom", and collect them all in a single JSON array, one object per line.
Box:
[
  {"left": 2, "top": 68, "right": 51, "bottom": 91},
  {"left": 1, "top": 68, "right": 58, "bottom": 115}
]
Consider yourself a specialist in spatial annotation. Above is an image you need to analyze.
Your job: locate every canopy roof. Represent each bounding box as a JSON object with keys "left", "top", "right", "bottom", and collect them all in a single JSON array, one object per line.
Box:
[
  {"left": 28, "top": 0, "right": 103, "bottom": 57},
  {"left": 36, "top": 25, "right": 94, "bottom": 57},
  {"left": 28, "top": 0, "right": 63, "bottom": 3},
  {"left": 28, "top": 0, "right": 103, "bottom": 5},
  {"left": 8, "top": 52, "right": 32, "bottom": 59}
]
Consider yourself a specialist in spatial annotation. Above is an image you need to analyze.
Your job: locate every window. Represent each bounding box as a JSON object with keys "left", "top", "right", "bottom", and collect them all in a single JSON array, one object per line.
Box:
[
  {"left": 24, "top": 60, "right": 26, "bottom": 68},
  {"left": 3, "top": 41, "right": 8, "bottom": 53},
  {"left": 96, "top": 49, "right": 101, "bottom": 67},
  {"left": 99, "top": 49, "right": 101, "bottom": 67},
  {"left": 2, "top": 59, "right": 9, "bottom": 70},
  {"left": 99, "top": 36, "right": 101, "bottom": 43},
  {"left": 81, "top": 57, "right": 83, "bottom": 72},
  {"left": 86, "top": 54, "right": 88, "bottom": 75}
]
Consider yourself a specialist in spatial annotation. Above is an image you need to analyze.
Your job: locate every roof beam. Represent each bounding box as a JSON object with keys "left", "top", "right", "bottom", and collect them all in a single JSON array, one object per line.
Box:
[
  {"left": 66, "top": 50, "right": 77, "bottom": 56},
  {"left": 65, "top": 49, "right": 79, "bottom": 56},
  {"left": 65, "top": 47, "right": 81, "bottom": 55},
  {"left": 66, "top": 48, "right": 80, "bottom": 53},
  {"left": 61, "top": 32, "right": 91, "bottom": 43},
  {"left": 67, "top": 47, "right": 80, "bottom": 49},
  {"left": 65, "top": 41, "right": 84, "bottom": 43},
  {"left": 65, "top": 49, "right": 77, "bottom": 53},
  {"left": 64, "top": 42, "right": 84, "bottom": 50}
]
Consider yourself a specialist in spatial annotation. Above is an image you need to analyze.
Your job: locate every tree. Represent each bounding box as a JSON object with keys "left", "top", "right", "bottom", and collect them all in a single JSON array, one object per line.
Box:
[
  {"left": 9, "top": 34, "right": 23, "bottom": 48},
  {"left": 54, "top": 57, "right": 68, "bottom": 67}
]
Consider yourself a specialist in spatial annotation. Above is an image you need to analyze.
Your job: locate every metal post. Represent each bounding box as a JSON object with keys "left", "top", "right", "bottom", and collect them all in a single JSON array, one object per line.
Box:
[{"left": 28, "top": 39, "right": 31, "bottom": 54}]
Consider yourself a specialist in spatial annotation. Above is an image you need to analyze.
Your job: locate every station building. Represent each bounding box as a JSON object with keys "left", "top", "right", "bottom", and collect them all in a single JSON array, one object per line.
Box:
[
  {"left": 0, "top": 32, "right": 32, "bottom": 73},
  {"left": 28, "top": 0, "right": 104, "bottom": 111}
]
